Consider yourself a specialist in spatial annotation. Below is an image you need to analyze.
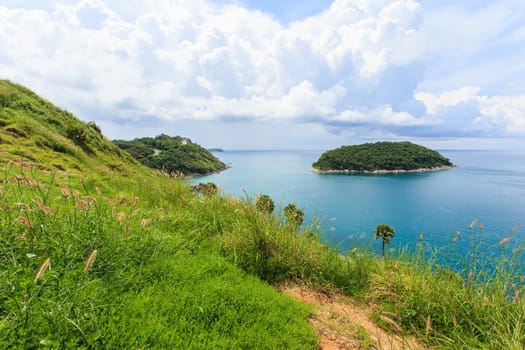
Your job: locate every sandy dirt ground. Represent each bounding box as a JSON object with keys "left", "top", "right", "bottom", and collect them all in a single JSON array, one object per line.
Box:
[{"left": 279, "top": 283, "right": 426, "bottom": 350}]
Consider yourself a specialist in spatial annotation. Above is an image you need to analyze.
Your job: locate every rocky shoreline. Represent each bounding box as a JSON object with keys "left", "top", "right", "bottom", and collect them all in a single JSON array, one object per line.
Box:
[
  {"left": 312, "top": 165, "right": 455, "bottom": 175},
  {"left": 189, "top": 163, "right": 231, "bottom": 178}
]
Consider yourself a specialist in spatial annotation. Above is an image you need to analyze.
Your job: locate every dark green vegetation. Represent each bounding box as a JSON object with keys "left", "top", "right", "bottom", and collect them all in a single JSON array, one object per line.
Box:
[
  {"left": 1, "top": 80, "right": 524, "bottom": 349},
  {"left": 191, "top": 182, "right": 219, "bottom": 196},
  {"left": 114, "top": 134, "right": 227, "bottom": 176},
  {"left": 255, "top": 194, "right": 275, "bottom": 215},
  {"left": 313, "top": 141, "right": 453, "bottom": 172},
  {"left": 284, "top": 203, "right": 305, "bottom": 228},
  {"left": 374, "top": 224, "right": 395, "bottom": 258}
]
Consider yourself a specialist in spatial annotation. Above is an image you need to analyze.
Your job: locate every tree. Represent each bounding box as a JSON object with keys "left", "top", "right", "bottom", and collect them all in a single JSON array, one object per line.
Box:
[
  {"left": 255, "top": 194, "right": 274, "bottom": 215},
  {"left": 374, "top": 224, "right": 395, "bottom": 258},
  {"left": 284, "top": 203, "right": 304, "bottom": 228}
]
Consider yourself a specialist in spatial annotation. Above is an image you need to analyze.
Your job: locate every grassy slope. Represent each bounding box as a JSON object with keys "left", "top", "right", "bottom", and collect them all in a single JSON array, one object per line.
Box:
[
  {"left": 0, "top": 80, "right": 317, "bottom": 349},
  {"left": 1, "top": 80, "right": 524, "bottom": 349}
]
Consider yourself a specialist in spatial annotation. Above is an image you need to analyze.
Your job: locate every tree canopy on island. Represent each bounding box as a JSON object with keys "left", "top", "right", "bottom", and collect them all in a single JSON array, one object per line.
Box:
[
  {"left": 312, "top": 141, "right": 453, "bottom": 172},
  {"left": 113, "top": 134, "right": 227, "bottom": 176}
]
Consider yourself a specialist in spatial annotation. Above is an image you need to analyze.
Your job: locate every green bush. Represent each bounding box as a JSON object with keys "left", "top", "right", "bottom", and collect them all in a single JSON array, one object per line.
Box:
[
  {"left": 284, "top": 203, "right": 305, "bottom": 228},
  {"left": 255, "top": 194, "right": 275, "bottom": 215},
  {"left": 66, "top": 125, "right": 87, "bottom": 143}
]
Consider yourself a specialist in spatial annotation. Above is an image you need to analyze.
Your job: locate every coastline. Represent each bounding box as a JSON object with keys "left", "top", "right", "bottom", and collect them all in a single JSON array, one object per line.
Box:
[
  {"left": 311, "top": 165, "right": 455, "bottom": 175},
  {"left": 188, "top": 163, "right": 231, "bottom": 179}
]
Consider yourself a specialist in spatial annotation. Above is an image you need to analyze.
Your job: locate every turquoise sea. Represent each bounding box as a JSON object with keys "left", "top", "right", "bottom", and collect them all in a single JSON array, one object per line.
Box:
[{"left": 196, "top": 150, "right": 525, "bottom": 256}]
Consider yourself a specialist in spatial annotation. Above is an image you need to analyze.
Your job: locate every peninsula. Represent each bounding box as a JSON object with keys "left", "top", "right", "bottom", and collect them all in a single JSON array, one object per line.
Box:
[
  {"left": 312, "top": 141, "right": 454, "bottom": 174},
  {"left": 113, "top": 134, "right": 228, "bottom": 176}
]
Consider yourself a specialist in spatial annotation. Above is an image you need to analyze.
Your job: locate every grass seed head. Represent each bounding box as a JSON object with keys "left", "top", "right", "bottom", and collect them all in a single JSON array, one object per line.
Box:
[
  {"left": 380, "top": 315, "right": 403, "bottom": 334},
  {"left": 14, "top": 202, "right": 30, "bottom": 210},
  {"left": 141, "top": 218, "right": 152, "bottom": 227},
  {"left": 75, "top": 202, "right": 90, "bottom": 210},
  {"left": 15, "top": 175, "right": 38, "bottom": 186},
  {"left": 513, "top": 247, "right": 524, "bottom": 254},
  {"left": 37, "top": 204, "right": 56, "bottom": 216},
  {"left": 16, "top": 216, "right": 32, "bottom": 228},
  {"left": 35, "top": 258, "right": 50, "bottom": 282},
  {"left": 84, "top": 250, "right": 97, "bottom": 273},
  {"left": 498, "top": 237, "right": 511, "bottom": 245},
  {"left": 422, "top": 315, "right": 432, "bottom": 333},
  {"left": 467, "top": 271, "right": 474, "bottom": 289}
]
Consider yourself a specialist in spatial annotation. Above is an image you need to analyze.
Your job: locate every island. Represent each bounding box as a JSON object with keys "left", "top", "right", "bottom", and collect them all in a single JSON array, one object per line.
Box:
[
  {"left": 113, "top": 134, "right": 228, "bottom": 176},
  {"left": 312, "top": 141, "right": 454, "bottom": 174}
]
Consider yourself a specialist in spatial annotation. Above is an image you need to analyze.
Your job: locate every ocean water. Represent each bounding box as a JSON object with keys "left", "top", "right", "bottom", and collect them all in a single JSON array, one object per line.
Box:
[{"left": 195, "top": 150, "right": 525, "bottom": 255}]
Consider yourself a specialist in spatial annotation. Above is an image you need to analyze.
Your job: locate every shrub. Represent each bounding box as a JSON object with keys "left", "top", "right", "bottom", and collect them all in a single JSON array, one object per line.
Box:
[
  {"left": 67, "top": 125, "right": 87, "bottom": 143},
  {"left": 191, "top": 182, "right": 219, "bottom": 196},
  {"left": 255, "top": 194, "right": 274, "bottom": 215},
  {"left": 284, "top": 203, "right": 304, "bottom": 228},
  {"left": 87, "top": 121, "right": 102, "bottom": 134}
]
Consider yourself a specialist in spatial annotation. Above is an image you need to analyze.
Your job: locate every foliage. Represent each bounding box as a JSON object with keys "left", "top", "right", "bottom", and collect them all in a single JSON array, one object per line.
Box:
[
  {"left": 191, "top": 182, "right": 219, "bottom": 196},
  {"left": 87, "top": 121, "right": 102, "bottom": 134},
  {"left": 255, "top": 194, "right": 275, "bottom": 215},
  {"left": 313, "top": 141, "right": 453, "bottom": 172},
  {"left": 66, "top": 124, "right": 87, "bottom": 143},
  {"left": 113, "top": 134, "right": 227, "bottom": 176},
  {"left": 284, "top": 203, "right": 305, "bottom": 228},
  {"left": 374, "top": 224, "right": 396, "bottom": 257}
]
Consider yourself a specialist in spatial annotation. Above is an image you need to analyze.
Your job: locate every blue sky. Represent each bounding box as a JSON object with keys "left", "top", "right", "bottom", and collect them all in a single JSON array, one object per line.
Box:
[{"left": 1, "top": 0, "right": 525, "bottom": 150}]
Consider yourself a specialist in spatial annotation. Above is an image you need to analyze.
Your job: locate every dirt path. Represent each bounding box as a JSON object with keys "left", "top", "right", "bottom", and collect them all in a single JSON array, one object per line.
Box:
[{"left": 279, "top": 283, "right": 425, "bottom": 350}]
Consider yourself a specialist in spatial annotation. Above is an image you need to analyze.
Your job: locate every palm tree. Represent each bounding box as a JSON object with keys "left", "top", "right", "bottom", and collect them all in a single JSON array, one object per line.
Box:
[{"left": 374, "top": 224, "right": 395, "bottom": 258}]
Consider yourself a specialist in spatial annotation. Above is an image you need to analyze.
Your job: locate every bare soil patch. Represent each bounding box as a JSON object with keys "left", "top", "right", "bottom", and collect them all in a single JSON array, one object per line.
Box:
[{"left": 279, "top": 283, "right": 426, "bottom": 350}]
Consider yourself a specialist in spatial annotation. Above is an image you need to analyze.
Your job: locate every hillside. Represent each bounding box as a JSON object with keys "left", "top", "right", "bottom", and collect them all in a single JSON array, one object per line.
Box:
[
  {"left": 114, "top": 135, "right": 227, "bottom": 176},
  {"left": 313, "top": 141, "right": 453, "bottom": 173},
  {"left": 0, "top": 80, "right": 143, "bottom": 178},
  {"left": 0, "top": 80, "right": 318, "bottom": 348},
  {"left": 1, "top": 81, "right": 523, "bottom": 349}
]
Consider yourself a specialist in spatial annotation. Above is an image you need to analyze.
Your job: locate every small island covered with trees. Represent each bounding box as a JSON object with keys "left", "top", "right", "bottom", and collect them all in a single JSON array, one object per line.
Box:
[
  {"left": 113, "top": 134, "right": 228, "bottom": 176},
  {"left": 312, "top": 141, "right": 454, "bottom": 174}
]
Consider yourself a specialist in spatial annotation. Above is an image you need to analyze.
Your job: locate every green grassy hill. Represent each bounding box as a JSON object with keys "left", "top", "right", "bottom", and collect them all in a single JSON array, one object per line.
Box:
[
  {"left": 0, "top": 80, "right": 142, "bottom": 177},
  {"left": 1, "top": 80, "right": 524, "bottom": 349},
  {"left": 113, "top": 134, "right": 227, "bottom": 176}
]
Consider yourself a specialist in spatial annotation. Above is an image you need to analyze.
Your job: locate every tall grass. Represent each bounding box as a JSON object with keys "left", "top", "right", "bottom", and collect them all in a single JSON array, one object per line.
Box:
[
  {"left": 0, "top": 164, "right": 318, "bottom": 349},
  {"left": 1, "top": 159, "right": 524, "bottom": 349},
  {"left": 367, "top": 227, "right": 525, "bottom": 349}
]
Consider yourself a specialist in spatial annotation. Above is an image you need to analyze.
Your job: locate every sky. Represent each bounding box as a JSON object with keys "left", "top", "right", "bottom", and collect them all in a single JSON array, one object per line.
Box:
[{"left": 1, "top": 0, "right": 525, "bottom": 150}]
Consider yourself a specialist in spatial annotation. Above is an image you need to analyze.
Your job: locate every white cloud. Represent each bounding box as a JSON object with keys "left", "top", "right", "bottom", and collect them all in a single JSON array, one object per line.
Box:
[
  {"left": 415, "top": 87, "right": 481, "bottom": 115},
  {"left": 479, "top": 95, "right": 525, "bottom": 133},
  {"left": 333, "top": 106, "right": 428, "bottom": 127},
  {"left": 416, "top": 86, "right": 525, "bottom": 135},
  {"left": 0, "top": 0, "right": 524, "bottom": 146}
]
